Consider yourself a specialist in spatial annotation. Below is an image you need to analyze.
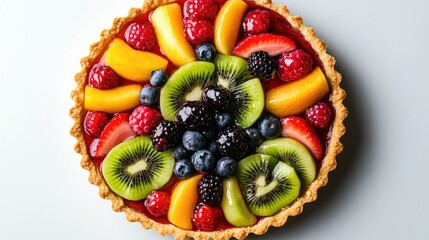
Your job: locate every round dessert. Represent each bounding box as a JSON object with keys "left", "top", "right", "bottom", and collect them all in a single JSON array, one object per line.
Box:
[{"left": 70, "top": 0, "right": 347, "bottom": 239}]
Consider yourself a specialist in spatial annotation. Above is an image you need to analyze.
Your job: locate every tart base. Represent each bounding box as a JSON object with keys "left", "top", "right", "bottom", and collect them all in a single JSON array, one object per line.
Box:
[{"left": 70, "top": 0, "right": 347, "bottom": 239}]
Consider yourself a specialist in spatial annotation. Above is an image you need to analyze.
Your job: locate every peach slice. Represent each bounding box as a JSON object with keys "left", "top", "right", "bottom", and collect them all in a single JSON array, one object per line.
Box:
[
  {"left": 151, "top": 3, "right": 197, "bottom": 66},
  {"left": 266, "top": 67, "right": 329, "bottom": 117},
  {"left": 214, "top": 0, "right": 248, "bottom": 54},
  {"left": 104, "top": 38, "right": 168, "bottom": 82},
  {"left": 84, "top": 84, "right": 142, "bottom": 114},
  {"left": 167, "top": 174, "right": 203, "bottom": 230}
]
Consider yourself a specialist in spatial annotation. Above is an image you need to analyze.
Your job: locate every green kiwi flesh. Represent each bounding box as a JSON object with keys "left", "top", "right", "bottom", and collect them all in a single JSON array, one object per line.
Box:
[
  {"left": 214, "top": 54, "right": 253, "bottom": 90},
  {"left": 258, "top": 138, "right": 316, "bottom": 189},
  {"left": 102, "top": 136, "right": 174, "bottom": 201},
  {"left": 160, "top": 61, "right": 216, "bottom": 120},
  {"left": 237, "top": 154, "right": 301, "bottom": 217}
]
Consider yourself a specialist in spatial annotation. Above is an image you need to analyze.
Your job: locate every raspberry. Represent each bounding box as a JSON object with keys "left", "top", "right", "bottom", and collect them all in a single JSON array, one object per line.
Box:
[
  {"left": 151, "top": 120, "right": 182, "bottom": 151},
  {"left": 192, "top": 203, "right": 222, "bottom": 231},
  {"left": 89, "top": 65, "right": 121, "bottom": 89},
  {"left": 129, "top": 106, "right": 163, "bottom": 135},
  {"left": 125, "top": 22, "right": 157, "bottom": 51},
  {"left": 183, "top": 17, "right": 214, "bottom": 46},
  {"left": 176, "top": 101, "right": 215, "bottom": 131},
  {"left": 305, "top": 102, "right": 333, "bottom": 129},
  {"left": 84, "top": 111, "right": 110, "bottom": 137},
  {"left": 247, "top": 50, "right": 277, "bottom": 80},
  {"left": 278, "top": 49, "right": 313, "bottom": 82},
  {"left": 144, "top": 191, "right": 170, "bottom": 217},
  {"left": 198, "top": 174, "right": 223, "bottom": 206},
  {"left": 242, "top": 9, "right": 271, "bottom": 35},
  {"left": 216, "top": 126, "right": 249, "bottom": 159},
  {"left": 184, "top": 0, "right": 217, "bottom": 21}
]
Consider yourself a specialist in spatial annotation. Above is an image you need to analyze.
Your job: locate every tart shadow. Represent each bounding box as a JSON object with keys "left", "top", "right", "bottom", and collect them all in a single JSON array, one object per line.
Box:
[{"left": 244, "top": 49, "right": 370, "bottom": 240}]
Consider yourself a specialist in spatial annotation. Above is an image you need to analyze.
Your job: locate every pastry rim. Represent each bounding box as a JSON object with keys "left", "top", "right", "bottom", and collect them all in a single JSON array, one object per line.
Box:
[{"left": 70, "top": 0, "right": 348, "bottom": 239}]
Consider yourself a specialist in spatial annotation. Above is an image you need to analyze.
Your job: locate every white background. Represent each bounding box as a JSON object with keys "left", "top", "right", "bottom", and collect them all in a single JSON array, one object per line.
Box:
[{"left": 0, "top": 0, "right": 428, "bottom": 239}]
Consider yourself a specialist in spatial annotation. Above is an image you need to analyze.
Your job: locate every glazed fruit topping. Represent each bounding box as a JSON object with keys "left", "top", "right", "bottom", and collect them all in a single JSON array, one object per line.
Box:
[
  {"left": 215, "top": 156, "right": 238, "bottom": 177},
  {"left": 233, "top": 33, "right": 296, "bottom": 58},
  {"left": 125, "top": 22, "right": 157, "bottom": 51},
  {"left": 247, "top": 50, "right": 277, "bottom": 80},
  {"left": 202, "top": 85, "right": 231, "bottom": 112},
  {"left": 145, "top": 191, "right": 171, "bottom": 217},
  {"left": 192, "top": 203, "right": 222, "bottom": 231},
  {"left": 183, "top": 17, "right": 214, "bottom": 46},
  {"left": 191, "top": 149, "right": 216, "bottom": 173},
  {"left": 216, "top": 126, "right": 249, "bottom": 159},
  {"left": 139, "top": 85, "right": 159, "bottom": 106},
  {"left": 184, "top": 0, "right": 218, "bottom": 21},
  {"left": 84, "top": 111, "right": 110, "bottom": 138},
  {"left": 129, "top": 106, "right": 163, "bottom": 135},
  {"left": 151, "top": 120, "right": 182, "bottom": 151},
  {"left": 198, "top": 174, "right": 223, "bottom": 206},
  {"left": 195, "top": 43, "right": 217, "bottom": 62},
  {"left": 150, "top": 69, "right": 168, "bottom": 87},
  {"left": 89, "top": 65, "right": 121, "bottom": 90},
  {"left": 278, "top": 49, "right": 314, "bottom": 82},
  {"left": 305, "top": 102, "right": 333, "bottom": 129},
  {"left": 258, "top": 114, "right": 281, "bottom": 139},
  {"left": 175, "top": 101, "right": 215, "bottom": 131},
  {"left": 242, "top": 9, "right": 271, "bottom": 35},
  {"left": 174, "top": 159, "right": 196, "bottom": 179}
]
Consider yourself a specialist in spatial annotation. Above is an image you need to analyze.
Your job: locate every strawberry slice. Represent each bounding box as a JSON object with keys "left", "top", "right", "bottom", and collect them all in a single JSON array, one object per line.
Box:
[
  {"left": 95, "top": 112, "right": 137, "bottom": 157},
  {"left": 280, "top": 116, "right": 323, "bottom": 160},
  {"left": 233, "top": 33, "right": 296, "bottom": 58}
]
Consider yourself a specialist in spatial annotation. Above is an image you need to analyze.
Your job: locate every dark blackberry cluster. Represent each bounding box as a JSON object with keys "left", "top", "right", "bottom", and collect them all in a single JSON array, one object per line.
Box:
[
  {"left": 197, "top": 174, "right": 223, "bottom": 206},
  {"left": 247, "top": 50, "right": 277, "bottom": 80},
  {"left": 175, "top": 101, "right": 215, "bottom": 130},
  {"left": 202, "top": 85, "right": 231, "bottom": 112},
  {"left": 151, "top": 120, "right": 182, "bottom": 151},
  {"left": 216, "top": 127, "right": 249, "bottom": 159}
]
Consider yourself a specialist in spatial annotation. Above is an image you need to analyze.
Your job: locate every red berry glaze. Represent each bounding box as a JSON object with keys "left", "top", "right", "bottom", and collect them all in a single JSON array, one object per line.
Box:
[
  {"left": 84, "top": 111, "right": 110, "bottom": 138},
  {"left": 125, "top": 22, "right": 157, "bottom": 51},
  {"left": 184, "top": 0, "right": 217, "bottom": 21},
  {"left": 145, "top": 191, "right": 171, "bottom": 217},
  {"left": 89, "top": 65, "right": 121, "bottom": 90},
  {"left": 305, "top": 102, "right": 333, "bottom": 129},
  {"left": 192, "top": 203, "right": 222, "bottom": 231},
  {"left": 277, "top": 49, "right": 313, "bottom": 82},
  {"left": 183, "top": 17, "right": 214, "bottom": 46},
  {"left": 242, "top": 9, "right": 271, "bottom": 35},
  {"left": 129, "top": 106, "right": 163, "bottom": 135}
]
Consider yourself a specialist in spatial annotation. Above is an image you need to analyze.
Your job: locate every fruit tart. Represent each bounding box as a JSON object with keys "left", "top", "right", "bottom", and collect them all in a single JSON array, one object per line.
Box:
[{"left": 70, "top": 0, "right": 347, "bottom": 239}]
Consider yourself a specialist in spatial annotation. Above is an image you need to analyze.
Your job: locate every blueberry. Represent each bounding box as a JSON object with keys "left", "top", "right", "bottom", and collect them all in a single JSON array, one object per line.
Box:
[
  {"left": 202, "top": 128, "right": 217, "bottom": 141},
  {"left": 208, "top": 140, "right": 217, "bottom": 154},
  {"left": 245, "top": 127, "right": 263, "bottom": 147},
  {"left": 150, "top": 69, "right": 168, "bottom": 87},
  {"left": 182, "top": 131, "right": 206, "bottom": 151},
  {"left": 173, "top": 145, "right": 190, "bottom": 160},
  {"left": 216, "top": 157, "right": 237, "bottom": 178},
  {"left": 139, "top": 85, "right": 159, "bottom": 106},
  {"left": 258, "top": 115, "right": 281, "bottom": 139},
  {"left": 195, "top": 43, "right": 217, "bottom": 62},
  {"left": 191, "top": 150, "right": 216, "bottom": 173},
  {"left": 174, "top": 159, "right": 195, "bottom": 179},
  {"left": 215, "top": 113, "right": 233, "bottom": 130}
]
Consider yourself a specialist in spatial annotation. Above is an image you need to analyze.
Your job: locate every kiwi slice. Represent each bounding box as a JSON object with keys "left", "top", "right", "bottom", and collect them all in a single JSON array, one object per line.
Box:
[
  {"left": 214, "top": 54, "right": 253, "bottom": 90},
  {"left": 102, "top": 136, "right": 174, "bottom": 201},
  {"left": 237, "top": 154, "right": 301, "bottom": 217},
  {"left": 258, "top": 138, "right": 316, "bottom": 189},
  {"left": 160, "top": 61, "right": 216, "bottom": 120},
  {"left": 230, "top": 78, "right": 264, "bottom": 128}
]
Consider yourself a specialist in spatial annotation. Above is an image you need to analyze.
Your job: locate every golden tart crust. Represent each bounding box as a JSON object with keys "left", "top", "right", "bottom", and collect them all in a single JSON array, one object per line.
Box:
[{"left": 70, "top": 0, "right": 347, "bottom": 239}]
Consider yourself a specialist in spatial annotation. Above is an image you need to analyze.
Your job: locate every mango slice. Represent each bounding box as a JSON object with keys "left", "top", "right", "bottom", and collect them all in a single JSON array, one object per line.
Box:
[
  {"left": 104, "top": 38, "right": 168, "bottom": 82},
  {"left": 84, "top": 84, "right": 142, "bottom": 113},
  {"left": 214, "top": 0, "right": 248, "bottom": 54},
  {"left": 167, "top": 174, "right": 203, "bottom": 230},
  {"left": 266, "top": 67, "right": 329, "bottom": 117},
  {"left": 151, "top": 3, "right": 197, "bottom": 66}
]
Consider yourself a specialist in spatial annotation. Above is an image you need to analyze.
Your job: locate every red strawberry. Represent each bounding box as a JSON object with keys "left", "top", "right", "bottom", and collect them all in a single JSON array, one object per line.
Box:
[
  {"left": 89, "top": 65, "right": 121, "bottom": 90},
  {"left": 192, "top": 203, "right": 222, "bottom": 231},
  {"left": 95, "top": 113, "right": 137, "bottom": 157},
  {"left": 305, "top": 102, "right": 333, "bottom": 129},
  {"left": 277, "top": 49, "right": 313, "bottom": 82},
  {"left": 183, "top": 17, "right": 214, "bottom": 46},
  {"left": 184, "top": 0, "right": 217, "bottom": 21},
  {"left": 84, "top": 111, "right": 110, "bottom": 138},
  {"left": 233, "top": 33, "right": 296, "bottom": 58},
  {"left": 145, "top": 191, "right": 171, "bottom": 217},
  {"left": 125, "top": 22, "right": 157, "bottom": 51},
  {"left": 242, "top": 9, "right": 271, "bottom": 35},
  {"left": 280, "top": 116, "right": 323, "bottom": 160},
  {"left": 129, "top": 106, "right": 163, "bottom": 135}
]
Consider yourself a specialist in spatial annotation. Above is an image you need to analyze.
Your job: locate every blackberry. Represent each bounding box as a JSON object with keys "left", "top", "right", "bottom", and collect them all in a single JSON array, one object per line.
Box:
[
  {"left": 216, "top": 127, "right": 249, "bottom": 159},
  {"left": 247, "top": 50, "right": 277, "bottom": 80},
  {"left": 175, "top": 101, "right": 215, "bottom": 130},
  {"left": 151, "top": 120, "right": 181, "bottom": 151},
  {"left": 198, "top": 173, "right": 223, "bottom": 206},
  {"left": 202, "top": 85, "right": 231, "bottom": 111}
]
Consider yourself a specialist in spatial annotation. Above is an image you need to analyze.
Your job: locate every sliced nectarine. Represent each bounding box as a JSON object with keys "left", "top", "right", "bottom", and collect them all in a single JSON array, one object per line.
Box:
[
  {"left": 167, "top": 174, "right": 203, "bottom": 230},
  {"left": 266, "top": 67, "right": 329, "bottom": 117},
  {"left": 104, "top": 38, "right": 168, "bottom": 82},
  {"left": 151, "top": 3, "right": 197, "bottom": 66},
  {"left": 84, "top": 84, "right": 142, "bottom": 113}
]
